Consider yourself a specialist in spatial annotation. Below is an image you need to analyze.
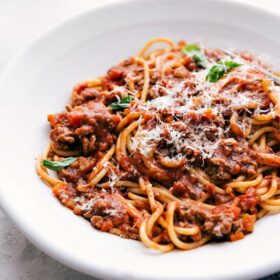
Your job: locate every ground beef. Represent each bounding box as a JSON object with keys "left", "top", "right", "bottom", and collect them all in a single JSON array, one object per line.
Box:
[
  {"left": 238, "top": 187, "right": 258, "bottom": 212},
  {"left": 72, "top": 84, "right": 104, "bottom": 107},
  {"left": 205, "top": 49, "right": 226, "bottom": 62},
  {"left": 52, "top": 183, "right": 78, "bottom": 210},
  {"left": 71, "top": 82, "right": 122, "bottom": 107},
  {"left": 77, "top": 191, "right": 138, "bottom": 239},
  {"left": 58, "top": 156, "right": 96, "bottom": 183},
  {"left": 206, "top": 140, "right": 257, "bottom": 184},
  {"left": 51, "top": 125, "right": 76, "bottom": 145},
  {"left": 102, "top": 66, "right": 126, "bottom": 91},
  {"left": 177, "top": 202, "right": 242, "bottom": 237},
  {"left": 53, "top": 184, "right": 139, "bottom": 239},
  {"left": 214, "top": 193, "right": 234, "bottom": 205},
  {"left": 48, "top": 101, "right": 120, "bottom": 154},
  {"left": 170, "top": 174, "right": 205, "bottom": 199}
]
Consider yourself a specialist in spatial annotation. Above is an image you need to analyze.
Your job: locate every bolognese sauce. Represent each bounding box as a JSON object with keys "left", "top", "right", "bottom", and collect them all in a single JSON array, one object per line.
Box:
[{"left": 36, "top": 38, "right": 280, "bottom": 252}]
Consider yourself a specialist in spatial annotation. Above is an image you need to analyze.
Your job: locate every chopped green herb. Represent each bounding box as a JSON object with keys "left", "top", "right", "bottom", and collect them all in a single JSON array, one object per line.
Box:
[
  {"left": 42, "top": 157, "right": 78, "bottom": 171},
  {"left": 182, "top": 44, "right": 201, "bottom": 52},
  {"left": 224, "top": 61, "right": 242, "bottom": 68},
  {"left": 206, "top": 61, "right": 242, "bottom": 83},
  {"left": 110, "top": 96, "right": 135, "bottom": 111},
  {"left": 181, "top": 44, "right": 209, "bottom": 68},
  {"left": 192, "top": 53, "right": 209, "bottom": 69}
]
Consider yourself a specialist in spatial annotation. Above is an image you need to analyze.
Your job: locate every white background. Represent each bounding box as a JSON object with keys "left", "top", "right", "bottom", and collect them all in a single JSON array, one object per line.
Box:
[{"left": 0, "top": 0, "right": 279, "bottom": 279}]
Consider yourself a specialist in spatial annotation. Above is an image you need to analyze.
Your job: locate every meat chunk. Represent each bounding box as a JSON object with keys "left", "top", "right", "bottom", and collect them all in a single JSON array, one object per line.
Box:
[
  {"left": 52, "top": 183, "right": 77, "bottom": 209},
  {"left": 170, "top": 175, "right": 205, "bottom": 199},
  {"left": 89, "top": 193, "right": 128, "bottom": 230},
  {"left": 58, "top": 156, "right": 96, "bottom": 183},
  {"left": 51, "top": 125, "right": 76, "bottom": 145},
  {"left": 48, "top": 101, "right": 120, "bottom": 154},
  {"left": 72, "top": 84, "right": 104, "bottom": 106},
  {"left": 177, "top": 201, "right": 242, "bottom": 237},
  {"left": 53, "top": 185, "right": 139, "bottom": 239},
  {"left": 71, "top": 82, "right": 121, "bottom": 107},
  {"left": 238, "top": 187, "right": 258, "bottom": 212},
  {"left": 206, "top": 140, "right": 257, "bottom": 183},
  {"left": 102, "top": 66, "right": 126, "bottom": 90},
  {"left": 74, "top": 191, "right": 138, "bottom": 239}
]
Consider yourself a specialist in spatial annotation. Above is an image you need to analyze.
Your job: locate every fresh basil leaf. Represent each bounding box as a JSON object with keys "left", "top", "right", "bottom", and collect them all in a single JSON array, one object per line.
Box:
[
  {"left": 207, "top": 61, "right": 242, "bottom": 83},
  {"left": 193, "top": 53, "right": 208, "bottom": 69},
  {"left": 181, "top": 44, "right": 209, "bottom": 69},
  {"left": 206, "top": 64, "right": 225, "bottom": 83},
  {"left": 110, "top": 96, "right": 135, "bottom": 111},
  {"left": 224, "top": 61, "right": 242, "bottom": 68},
  {"left": 42, "top": 157, "right": 78, "bottom": 171},
  {"left": 182, "top": 44, "right": 201, "bottom": 53}
]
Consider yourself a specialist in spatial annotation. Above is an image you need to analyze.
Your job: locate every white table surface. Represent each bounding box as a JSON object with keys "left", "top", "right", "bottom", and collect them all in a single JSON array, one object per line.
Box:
[{"left": 1, "top": 0, "right": 280, "bottom": 279}]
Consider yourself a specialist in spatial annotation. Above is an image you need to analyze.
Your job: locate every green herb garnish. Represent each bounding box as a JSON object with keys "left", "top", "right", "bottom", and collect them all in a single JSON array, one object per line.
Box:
[
  {"left": 110, "top": 96, "right": 135, "bottom": 111},
  {"left": 42, "top": 157, "right": 77, "bottom": 171},
  {"left": 181, "top": 44, "right": 208, "bottom": 68},
  {"left": 182, "top": 44, "right": 201, "bottom": 52},
  {"left": 206, "top": 61, "right": 242, "bottom": 83}
]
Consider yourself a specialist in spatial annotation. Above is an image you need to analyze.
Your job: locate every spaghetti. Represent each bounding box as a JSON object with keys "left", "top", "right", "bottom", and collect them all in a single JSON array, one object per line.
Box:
[{"left": 36, "top": 38, "right": 280, "bottom": 252}]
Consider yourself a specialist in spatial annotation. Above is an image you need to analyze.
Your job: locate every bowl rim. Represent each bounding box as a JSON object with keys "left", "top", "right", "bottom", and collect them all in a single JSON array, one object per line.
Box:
[{"left": 1, "top": 0, "right": 280, "bottom": 279}]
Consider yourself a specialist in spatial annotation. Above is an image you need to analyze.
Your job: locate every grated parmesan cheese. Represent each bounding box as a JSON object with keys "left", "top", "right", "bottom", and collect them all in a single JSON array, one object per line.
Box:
[{"left": 130, "top": 63, "right": 273, "bottom": 162}]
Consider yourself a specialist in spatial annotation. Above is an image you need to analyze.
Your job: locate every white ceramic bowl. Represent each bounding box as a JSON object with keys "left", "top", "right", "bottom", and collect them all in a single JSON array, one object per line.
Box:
[{"left": 1, "top": 0, "right": 280, "bottom": 279}]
